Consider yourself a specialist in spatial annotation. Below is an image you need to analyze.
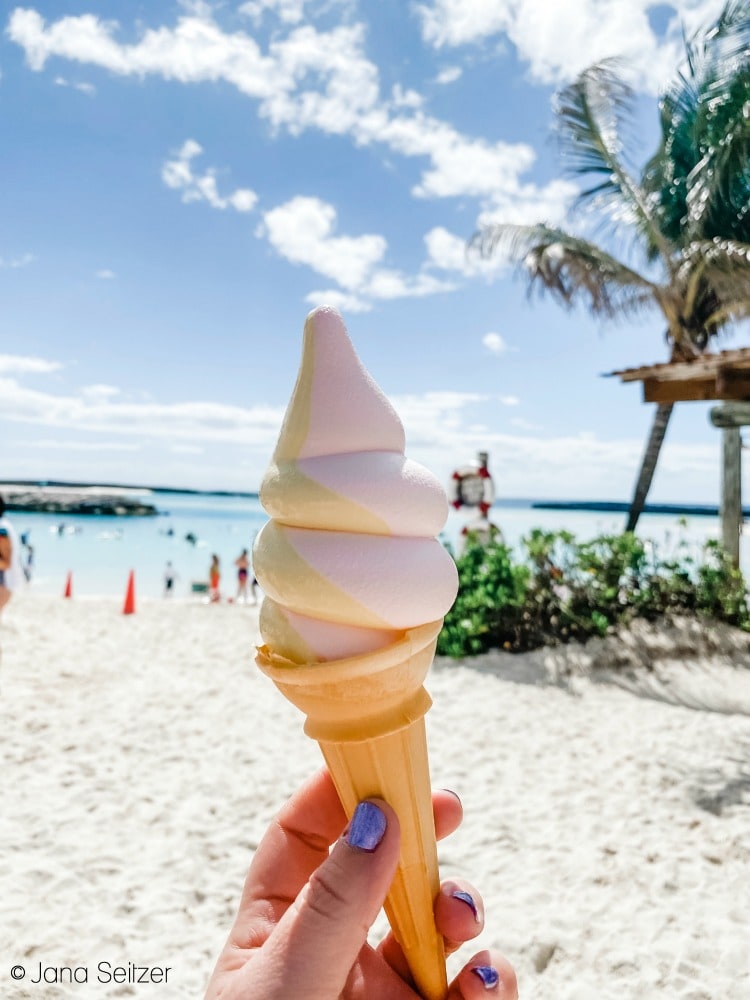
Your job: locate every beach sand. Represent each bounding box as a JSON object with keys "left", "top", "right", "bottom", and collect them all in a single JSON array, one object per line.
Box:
[{"left": 1, "top": 593, "right": 748, "bottom": 999}]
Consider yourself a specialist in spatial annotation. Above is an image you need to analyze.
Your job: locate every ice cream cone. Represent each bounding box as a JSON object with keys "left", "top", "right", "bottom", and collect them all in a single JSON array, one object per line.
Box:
[{"left": 256, "top": 618, "right": 447, "bottom": 1000}]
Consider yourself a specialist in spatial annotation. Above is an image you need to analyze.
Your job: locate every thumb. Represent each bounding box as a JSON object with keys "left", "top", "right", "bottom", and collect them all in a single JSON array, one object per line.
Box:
[{"left": 270, "top": 799, "right": 400, "bottom": 998}]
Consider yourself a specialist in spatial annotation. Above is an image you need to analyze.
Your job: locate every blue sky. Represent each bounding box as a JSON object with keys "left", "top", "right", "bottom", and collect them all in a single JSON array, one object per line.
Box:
[{"left": 1, "top": 0, "right": 744, "bottom": 500}]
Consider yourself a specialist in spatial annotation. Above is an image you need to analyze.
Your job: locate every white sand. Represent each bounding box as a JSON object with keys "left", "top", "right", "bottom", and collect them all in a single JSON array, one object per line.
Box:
[{"left": 1, "top": 594, "right": 748, "bottom": 999}]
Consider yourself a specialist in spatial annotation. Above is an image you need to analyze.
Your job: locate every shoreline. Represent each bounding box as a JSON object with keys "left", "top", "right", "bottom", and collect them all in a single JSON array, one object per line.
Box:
[{"left": 2, "top": 481, "right": 731, "bottom": 516}]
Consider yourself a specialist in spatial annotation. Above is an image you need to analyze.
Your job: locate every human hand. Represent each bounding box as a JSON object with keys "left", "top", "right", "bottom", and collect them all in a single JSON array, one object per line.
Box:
[{"left": 205, "top": 769, "right": 517, "bottom": 999}]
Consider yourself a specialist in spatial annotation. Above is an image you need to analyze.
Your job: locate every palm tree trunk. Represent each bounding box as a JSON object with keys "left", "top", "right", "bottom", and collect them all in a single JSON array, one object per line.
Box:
[{"left": 625, "top": 402, "right": 674, "bottom": 532}]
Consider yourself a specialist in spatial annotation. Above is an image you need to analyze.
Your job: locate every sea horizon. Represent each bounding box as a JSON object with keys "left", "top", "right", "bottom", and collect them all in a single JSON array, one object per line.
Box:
[
  {"left": 0, "top": 479, "right": 740, "bottom": 518},
  {"left": 3, "top": 486, "right": 748, "bottom": 601}
]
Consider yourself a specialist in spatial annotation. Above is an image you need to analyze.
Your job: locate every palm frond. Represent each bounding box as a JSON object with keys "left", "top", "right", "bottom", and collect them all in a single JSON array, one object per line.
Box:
[
  {"left": 672, "top": 1, "right": 750, "bottom": 235},
  {"left": 554, "top": 61, "right": 676, "bottom": 269},
  {"left": 702, "top": 0, "right": 750, "bottom": 54},
  {"left": 680, "top": 238, "right": 750, "bottom": 296},
  {"left": 472, "top": 223, "right": 658, "bottom": 320},
  {"left": 642, "top": 63, "right": 703, "bottom": 249},
  {"left": 554, "top": 60, "right": 631, "bottom": 185},
  {"left": 685, "top": 70, "right": 750, "bottom": 238},
  {"left": 642, "top": 3, "right": 750, "bottom": 247},
  {"left": 704, "top": 298, "right": 750, "bottom": 329}
]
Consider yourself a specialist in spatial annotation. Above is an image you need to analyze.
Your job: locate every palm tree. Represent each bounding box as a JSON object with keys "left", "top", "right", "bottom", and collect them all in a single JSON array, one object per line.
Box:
[{"left": 473, "top": 0, "right": 750, "bottom": 530}]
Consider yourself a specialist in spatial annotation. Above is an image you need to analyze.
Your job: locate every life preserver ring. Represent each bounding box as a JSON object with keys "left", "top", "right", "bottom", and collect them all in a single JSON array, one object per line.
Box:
[{"left": 449, "top": 463, "right": 495, "bottom": 515}]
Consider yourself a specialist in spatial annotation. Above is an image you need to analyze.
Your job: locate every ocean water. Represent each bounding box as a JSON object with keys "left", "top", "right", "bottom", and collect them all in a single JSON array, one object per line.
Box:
[{"left": 7, "top": 491, "right": 748, "bottom": 601}]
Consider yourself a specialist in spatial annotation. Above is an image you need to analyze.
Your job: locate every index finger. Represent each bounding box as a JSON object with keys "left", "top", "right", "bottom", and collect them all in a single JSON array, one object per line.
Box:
[
  {"left": 231, "top": 768, "right": 346, "bottom": 944},
  {"left": 230, "top": 772, "right": 463, "bottom": 947}
]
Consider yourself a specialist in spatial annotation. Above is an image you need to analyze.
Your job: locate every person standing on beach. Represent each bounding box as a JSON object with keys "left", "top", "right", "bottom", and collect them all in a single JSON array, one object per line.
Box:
[
  {"left": 20, "top": 532, "right": 34, "bottom": 582},
  {"left": 209, "top": 554, "right": 221, "bottom": 603},
  {"left": 163, "top": 560, "right": 178, "bottom": 598},
  {"left": 234, "top": 548, "right": 250, "bottom": 603},
  {"left": 0, "top": 497, "right": 22, "bottom": 614}
]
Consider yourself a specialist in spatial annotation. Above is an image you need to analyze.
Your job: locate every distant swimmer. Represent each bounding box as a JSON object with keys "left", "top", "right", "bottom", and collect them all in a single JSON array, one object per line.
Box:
[{"left": 185, "top": 532, "right": 198, "bottom": 546}]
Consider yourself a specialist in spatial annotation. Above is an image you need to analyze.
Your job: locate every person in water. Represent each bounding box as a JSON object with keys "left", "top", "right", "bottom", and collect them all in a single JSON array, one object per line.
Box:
[{"left": 205, "top": 769, "right": 517, "bottom": 999}]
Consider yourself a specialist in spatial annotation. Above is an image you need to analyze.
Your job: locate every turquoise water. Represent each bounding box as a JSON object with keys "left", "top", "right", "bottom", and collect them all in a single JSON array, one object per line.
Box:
[
  {"left": 10, "top": 492, "right": 268, "bottom": 600},
  {"left": 6, "top": 491, "right": 745, "bottom": 599}
]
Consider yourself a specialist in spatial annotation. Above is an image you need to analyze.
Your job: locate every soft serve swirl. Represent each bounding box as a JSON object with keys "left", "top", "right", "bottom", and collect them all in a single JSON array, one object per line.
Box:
[{"left": 253, "top": 306, "right": 458, "bottom": 663}]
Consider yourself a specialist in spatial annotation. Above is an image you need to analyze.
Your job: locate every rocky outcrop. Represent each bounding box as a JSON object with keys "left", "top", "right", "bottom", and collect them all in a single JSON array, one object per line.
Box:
[{"left": 2, "top": 487, "right": 157, "bottom": 516}]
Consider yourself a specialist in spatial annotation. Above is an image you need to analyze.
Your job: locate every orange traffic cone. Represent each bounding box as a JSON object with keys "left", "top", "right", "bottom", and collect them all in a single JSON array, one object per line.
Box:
[
  {"left": 122, "top": 570, "right": 136, "bottom": 615},
  {"left": 63, "top": 572, "right": 73, "bottom": 599}
]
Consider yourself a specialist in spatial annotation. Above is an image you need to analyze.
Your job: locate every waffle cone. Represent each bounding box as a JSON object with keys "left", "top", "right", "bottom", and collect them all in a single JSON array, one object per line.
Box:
[{"left": 256, "top": 619, "right": 447, "bottom": 1000}]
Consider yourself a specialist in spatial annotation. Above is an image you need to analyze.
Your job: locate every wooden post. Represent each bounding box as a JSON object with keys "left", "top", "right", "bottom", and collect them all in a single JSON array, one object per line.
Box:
[
  {"left": 710, "top": 405, "right": 746, "bottom": 567},
  {"left": 721, "top": 426, "right": 742, "bottom": 567}
]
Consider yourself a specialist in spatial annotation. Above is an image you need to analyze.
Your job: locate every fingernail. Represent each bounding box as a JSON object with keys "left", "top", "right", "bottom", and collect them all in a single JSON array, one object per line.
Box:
[
  {"left": 452, "top": 889, "right": 480, "bottom": 922},
  {"left": 472, "top": 965, "right": 499, "bottom": 990},
  {"left": 345, "top": 801, "right": 386, "bottom": 852},
  {"left": 442, "top": 788, "right": 462, "bottom": 805}
]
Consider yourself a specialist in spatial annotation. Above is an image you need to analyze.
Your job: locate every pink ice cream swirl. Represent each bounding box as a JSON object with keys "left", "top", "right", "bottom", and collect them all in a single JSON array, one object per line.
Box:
[{"left": 253, "top": 305, "right": 458, "bottom": 664}]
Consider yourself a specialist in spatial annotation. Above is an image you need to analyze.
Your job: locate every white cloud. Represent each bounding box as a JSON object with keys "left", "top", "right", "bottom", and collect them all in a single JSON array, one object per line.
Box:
[
  {"left": 162, "top": 139, "right": 257, "bottom": 212},
  {"left": 0, "top": 373, "right": 285, "bottom": 446},
  {"left": 483, "top": 332, "right": 507, "bottom": 354},
  {"left": 434, "top": 65, "right": 462, "bottom": 84},
  {"left": 238, "top": 0, "right": 307, "bottom": 24},
  {"left": 261, "top": 196, "right": 386, "bottom": 289},
  {"left": 412, "top": 129, "right": 535, "bottom": 201},
  {"left": 81, "top": 384, "right": 120, "bottom": 400},
  {"left": 0, "top": 354, "right": 62, "bottom": 375},
  {"left": 387, "top": 387, "right": 721, "bottom": 501},
  {"left": 416, "top": 0, "right": 511, "bottom": 48},
  {"left": 390, "top": 83, "right": 423, "bottom": 110},
  {"left": 0, "top": 252, "right": 35, "bottom": 268},
  {"left": 499, "top": 394, "right": 520, "bottom": 406},
  {"left": 24, "top": 438, "right": 140, "bottom": 451},
  {"left": 364, "top": 269, "right": 455, "bottom": 301},
  {"left": 353, "top": 108, "right": 567, "bottom": 213},
  {"left": 392, "top": 390, "right": 489, "bottom": 447},
  {"left": 53, "top": 74, "right": 95, "bottom": 95},
  {"left": 177, "top": 0, "right": 216, "bottom": 16},
  {"left": 415, "top": 0, "right": 728, "bottom": 94},
  {"left": 424, "top": 227, "right": 506, "bottom": 278},
  {"left": 262, "top": 196, "right": 455, "bottom": 307},
  {"left": 96, "top": 268, "right": 115, "bottom": 279}
]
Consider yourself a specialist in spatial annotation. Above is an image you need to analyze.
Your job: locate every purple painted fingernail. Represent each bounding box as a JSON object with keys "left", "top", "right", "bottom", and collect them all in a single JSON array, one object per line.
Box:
[
  {"left": 472, "top": 965, "right": 500, "bottom": 989},
  {"left": 452, "top": 889, "right": 480, "bottom": 921},
  {"left": 345, "top": 801, "right": 386, "bottom": 852}
]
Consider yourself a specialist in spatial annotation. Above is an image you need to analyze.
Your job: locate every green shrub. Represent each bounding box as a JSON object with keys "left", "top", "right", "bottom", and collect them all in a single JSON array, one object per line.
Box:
[
  {"left": 437, "top": 528, "right": 750, "bottom": 658},
  {"left": 438, "top": 535, "right": 528, "bottom": 657}
]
